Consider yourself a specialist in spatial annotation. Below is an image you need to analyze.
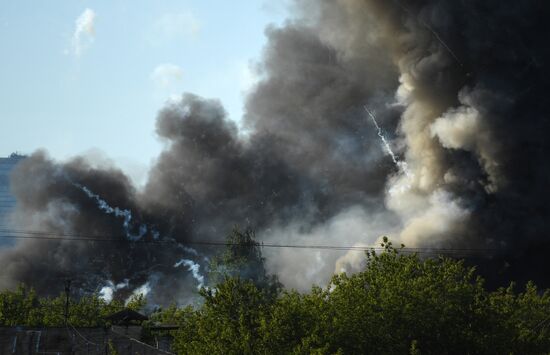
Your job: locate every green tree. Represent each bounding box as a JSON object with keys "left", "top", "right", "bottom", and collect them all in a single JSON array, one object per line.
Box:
[
  {"left": 255, "top": 238, "right": 492, "bottom": 354},
  {"left": 167, "top": 237, "right": 550, "bottom": 354},
  {"left": 258, "top": 238, "right": 550, "bottom": 354},
  {"left": 303, "top": 238, "right": 493, "bottom": 354},
  {"left": 208, "top": 227, "right": 281, "bottom": 297},
  {"left": 488, "top": 281, "right": 550, "bottom": 353},
  {"left": 259, "top": 287, "right": 329, "bottom": 354},
  {"left": 0, "top": 285, "right": 145, "bottom": 327},
  {"left": 172, "top": 278, "right": 269, "bottom": 355},
  {"left": 0, "top": 285, "right": 42, "bottom": 326},
  {"left": 5, "top": 237, "right": 550, "bottom": 354}
]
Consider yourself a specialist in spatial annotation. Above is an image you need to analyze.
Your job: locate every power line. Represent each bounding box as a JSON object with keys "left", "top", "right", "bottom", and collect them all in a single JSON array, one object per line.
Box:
[
  {"left": 68, "top": 323, "right": 99, "bottom": 347},
  {"left": 0, "top": 228, "right": 499, "bottom": 256}
]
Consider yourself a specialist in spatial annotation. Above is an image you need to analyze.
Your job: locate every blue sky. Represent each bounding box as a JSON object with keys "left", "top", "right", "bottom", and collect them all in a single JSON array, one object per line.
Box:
[{"left": 0, "top": 1, "right": 288, "bottom": 178}]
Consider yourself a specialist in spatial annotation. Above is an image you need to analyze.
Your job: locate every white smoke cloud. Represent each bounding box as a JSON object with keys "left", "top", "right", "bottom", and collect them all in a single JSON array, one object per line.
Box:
[
  {"left": 431, "top": 89, "right": 501, "bottom": 191},
  {"left": 382, "top": 74, "right": 472, "bottom": 248},
  {"left": 261, "top": 206, "right": 400, "bottom": 291},
  {"left": 99, "top": 279, "right": 129, "bottom": 303},
  {"left": 431, "top": 106, "right": 481, "bottom": 151},
  {"left": 99, "top": 286, "right": 114, "bottom": 303},
  {"left": 71, "top": 8, "right": 96, "bottom": 57},
  {"left": 398, "top": 190, "right": 470, "bottom": 247},
  {"left": 150, "top": 63, "right": 184, "bottom": 89},
  {"left": 127, "top": 282, "right": 151, "bottom": 304},
  {"left": 148, "top": 12, "right": 200, "bottom": 44}
]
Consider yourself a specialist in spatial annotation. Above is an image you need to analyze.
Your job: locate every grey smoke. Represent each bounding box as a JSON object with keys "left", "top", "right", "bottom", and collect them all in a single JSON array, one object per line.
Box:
[{"left": 2, "top": 0, "right": 549, "bottom": 302}]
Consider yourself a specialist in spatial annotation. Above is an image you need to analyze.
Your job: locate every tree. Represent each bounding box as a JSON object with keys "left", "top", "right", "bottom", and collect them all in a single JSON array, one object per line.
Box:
[
  {"left": 302, "top": 237, "right": 493, "bottom": 354},
  {"left": 5, "top": 237, "right": 550, "bottom": 354},
  {"left": 175, "top": 237, "right": 510, "bottom": 354},
  {"left": 259, "top": 287, "right": 329, "bottom": 354},
  {"left": 0, "top": 285, "right": 41, "bottom": 326},
  {"left": 172, "top": 278, "right": 269, "bottom": 355},
  {"left": 159, "top": 228, "right": 283, "bottom": 353},
  {"left": 208, "top": 227, "right": 281, "bottom": 298},
  {"left": 0, "top": 284, "right": 145, "bottom": 327},
  {"left": 488, "top": 281, "right": 550, "bottom": 353}
]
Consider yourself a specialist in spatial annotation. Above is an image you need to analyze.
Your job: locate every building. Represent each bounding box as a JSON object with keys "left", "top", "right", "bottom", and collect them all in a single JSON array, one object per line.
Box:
[
  {"left": 0, "top": 309, "right": 175, "bottom": 354},
  {"left": 0, "top": 326, "right": 174, "bottom": 355},
  {"left": 0, "top": 153, "right": 25, "bottom": 245}
]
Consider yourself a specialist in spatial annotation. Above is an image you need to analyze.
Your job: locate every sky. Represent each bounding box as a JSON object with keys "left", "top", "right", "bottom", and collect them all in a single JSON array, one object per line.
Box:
[{"left": 0, "top": 0, "right": 289, "bottom": 181}]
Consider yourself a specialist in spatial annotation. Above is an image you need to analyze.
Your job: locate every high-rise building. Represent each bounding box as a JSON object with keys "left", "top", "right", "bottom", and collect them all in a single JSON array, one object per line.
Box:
[{"left": 0, "top": 153, "right": 25, "bottom": 241}]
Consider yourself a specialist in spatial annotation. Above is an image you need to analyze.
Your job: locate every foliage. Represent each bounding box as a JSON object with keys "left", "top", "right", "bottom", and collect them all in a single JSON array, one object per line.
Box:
[
  {"left": 208, "top": 227, "right": 282, "bottom": 298},
  {"left": 165, "top": 237, "right": 550, "bottom": 354},
  {"left": 4, "top": 236, "right": 550, "bottom": 354},
  {"left": 172, "top": 278, "right": 270, "bottom": 354},
  {"left": 108, "top": 340, "right": 119, "bottom": 355},
  {"left": 0, "top": 285, "right": 145, "bottom": 327}
]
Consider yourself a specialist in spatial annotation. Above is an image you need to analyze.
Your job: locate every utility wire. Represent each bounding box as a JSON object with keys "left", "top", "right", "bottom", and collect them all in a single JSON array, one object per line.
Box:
[
  {"left": 67, "top": 323, "right": 99, "bottom": 347},
  {"left": 0, "top": 228, "right": 498, "bottom": 255}
]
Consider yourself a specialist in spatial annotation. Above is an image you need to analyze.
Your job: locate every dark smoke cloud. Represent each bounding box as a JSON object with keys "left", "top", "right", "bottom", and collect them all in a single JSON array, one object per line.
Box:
[{"left": 2, "top": 0, "right": 550, "bottom": 301}]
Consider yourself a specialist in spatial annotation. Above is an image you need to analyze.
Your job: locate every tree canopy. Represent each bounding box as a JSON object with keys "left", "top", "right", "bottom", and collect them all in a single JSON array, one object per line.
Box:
[
  {"left": 0, "top": 285, "right": 145, "bottom": 327},
  {"left": 3, "top": 234, "right": 550, "bottom": 354},
  {"left": 207, "top": 227, "right": 282, "bottom": 298},
  {"left": 169, "top": 237, "right": 550, "bottom": 354}
]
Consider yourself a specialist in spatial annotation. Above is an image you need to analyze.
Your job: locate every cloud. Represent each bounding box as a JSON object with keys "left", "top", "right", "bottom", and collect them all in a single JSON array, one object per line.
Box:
[
  {"left": 71, "top": 8, "right": 96, "bottom": 57},
  {"left": 149, "top": 12, "right": 200, "bottom": 44},
  {"left": 150, "top": 63, "right": 184, "bottom": 89},
  {"left": 239, "top": 62, "right": 260, "bottom": 93}
]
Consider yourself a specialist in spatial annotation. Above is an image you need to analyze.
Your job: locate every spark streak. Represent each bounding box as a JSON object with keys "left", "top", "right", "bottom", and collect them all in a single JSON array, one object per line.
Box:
[
  {"left": 364, "top": 106, "right": 412, "bottom": 179},
  {"left": 392, "top": 0, "right": 464, "bottom": 68},
  {"left": 420, "top": 20, "right": 464, "bottom": 67},
  {"left": 364, "top": 106, "right": 400, "bottom": 165}
]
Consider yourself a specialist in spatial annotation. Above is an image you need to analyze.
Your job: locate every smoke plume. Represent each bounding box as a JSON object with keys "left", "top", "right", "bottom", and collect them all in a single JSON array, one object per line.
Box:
[{"left": 2, "top": 0, "right": 550, "bottom": 302}]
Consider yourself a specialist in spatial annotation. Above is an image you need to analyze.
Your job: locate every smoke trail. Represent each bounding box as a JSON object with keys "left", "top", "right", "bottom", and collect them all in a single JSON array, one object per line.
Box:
[
  {"left": 77, "top": 179, "right": 207, "bottom": 294},
  {"left": 174, "top": 259, "right": 205, "bottom": 289},
  {"left": 75, "top": 183, "right": 147, "bottom": 241}
]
